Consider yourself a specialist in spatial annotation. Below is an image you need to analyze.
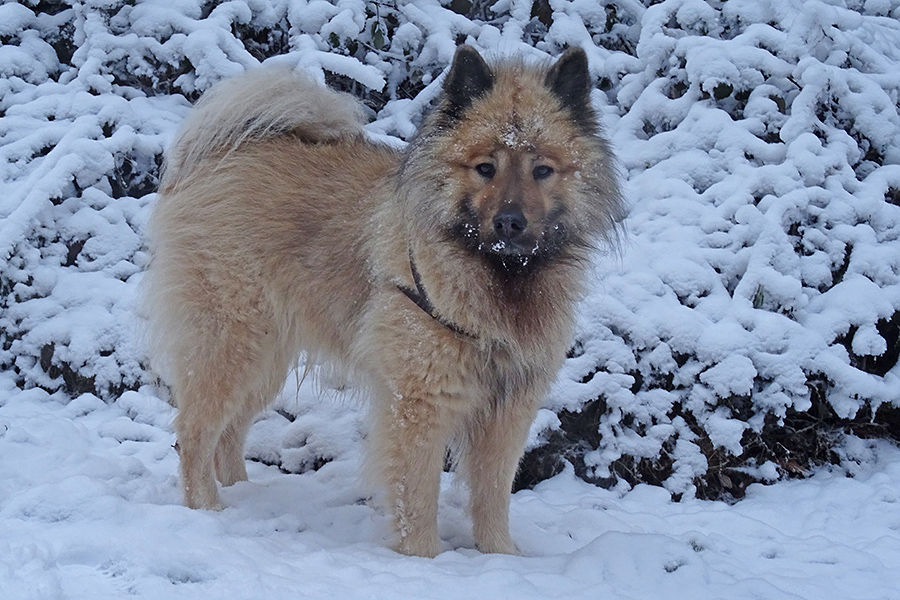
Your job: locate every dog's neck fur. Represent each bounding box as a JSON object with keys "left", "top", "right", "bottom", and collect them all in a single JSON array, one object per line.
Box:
[{"left": 398, "top": 249, "right": 477, "bottom": 339}]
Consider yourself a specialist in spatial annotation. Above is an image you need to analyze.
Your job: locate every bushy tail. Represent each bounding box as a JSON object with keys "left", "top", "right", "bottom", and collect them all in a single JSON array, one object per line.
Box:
[{"left": 162, "top": 66, "right": 366, "bottom": 187}]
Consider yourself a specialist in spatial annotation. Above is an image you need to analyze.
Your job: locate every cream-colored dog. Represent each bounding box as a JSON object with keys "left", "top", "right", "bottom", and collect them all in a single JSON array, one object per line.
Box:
[{"left": 143, "top": 46, "right": 622, "bottom": 557}]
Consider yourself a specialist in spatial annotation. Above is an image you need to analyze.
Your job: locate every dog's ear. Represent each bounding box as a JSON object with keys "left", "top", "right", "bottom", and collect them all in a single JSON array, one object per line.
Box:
[
  {"left": 545, "top": 47, "right": 597, "bottom": 132},
  {"left": 442, "top": 45, "right": 494, "bottom": 121}
]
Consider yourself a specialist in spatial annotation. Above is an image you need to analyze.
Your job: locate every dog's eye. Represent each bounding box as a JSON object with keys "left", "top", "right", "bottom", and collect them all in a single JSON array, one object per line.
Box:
[
  {"left": 475, "top": 163, "right": 496, "bottom": 179},
  {"left": 532, "top": 165, "right": 554, "bottom": 180}
]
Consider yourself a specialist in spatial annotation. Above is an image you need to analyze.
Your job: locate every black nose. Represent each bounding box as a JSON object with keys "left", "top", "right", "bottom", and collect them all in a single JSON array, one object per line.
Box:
[{"left": 493, "top": 206, "right": 528, "bottom": 241}]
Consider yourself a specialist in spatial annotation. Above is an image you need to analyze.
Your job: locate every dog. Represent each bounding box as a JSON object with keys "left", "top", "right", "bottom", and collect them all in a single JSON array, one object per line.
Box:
[{"left": 142, "top": 45, "right": 623, "bottom": 557}]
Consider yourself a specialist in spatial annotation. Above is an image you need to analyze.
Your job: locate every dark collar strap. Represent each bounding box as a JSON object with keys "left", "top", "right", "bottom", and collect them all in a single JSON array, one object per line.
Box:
[{"left": 397, "top": 251, "right": 476, "bottom": 339}]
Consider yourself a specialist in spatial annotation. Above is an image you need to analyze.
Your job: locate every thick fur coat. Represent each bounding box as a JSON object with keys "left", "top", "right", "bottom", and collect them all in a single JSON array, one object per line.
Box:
[{"left": 143, "top": 46, "right": 623, "bottom": 557}]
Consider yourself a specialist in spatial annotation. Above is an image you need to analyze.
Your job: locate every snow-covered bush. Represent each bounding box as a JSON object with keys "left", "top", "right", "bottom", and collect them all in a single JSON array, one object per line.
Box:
[
  {"left": 1, "top": 0, "right": 898, "bottom": 499},
  {"left": 527, "top": 0, "right": 900, "bottom": 498}
]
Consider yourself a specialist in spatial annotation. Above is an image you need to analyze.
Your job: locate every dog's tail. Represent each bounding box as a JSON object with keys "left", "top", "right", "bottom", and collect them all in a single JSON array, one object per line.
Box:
[{"left": 162, "top": 66, "right": 366, "bottom": 186}]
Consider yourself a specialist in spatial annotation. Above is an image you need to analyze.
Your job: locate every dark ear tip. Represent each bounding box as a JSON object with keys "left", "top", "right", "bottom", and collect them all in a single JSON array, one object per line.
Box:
[
  {"left": 560, "top": 46, "right": 588, "bottom": 62},
  {"left": 555, "top": 46, "right": 589, "bottom": 75},
  {"left": 448, "top": 45, "right": 490, "bottom": 76},
  {"left": 546, "top": 46, "right": 592, "bottom": 90},
  {"left": 453, "top": 45, "right": 480, "bottom": 60}
]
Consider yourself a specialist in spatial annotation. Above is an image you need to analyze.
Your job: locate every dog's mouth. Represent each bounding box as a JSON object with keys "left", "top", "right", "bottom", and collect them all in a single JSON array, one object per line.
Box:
[{"left": 486, "top": 236, "right": 538, "bottom": 257}]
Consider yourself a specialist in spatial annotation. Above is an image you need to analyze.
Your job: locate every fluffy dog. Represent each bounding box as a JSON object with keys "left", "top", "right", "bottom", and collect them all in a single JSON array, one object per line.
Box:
[{"left": 143, "top": 45, "right": 623, "bottom": 557}]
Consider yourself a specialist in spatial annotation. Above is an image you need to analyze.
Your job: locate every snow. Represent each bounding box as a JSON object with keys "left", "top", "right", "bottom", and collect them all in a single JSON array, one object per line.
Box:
[
  {"left": 2, "top": 373, "right": 899, "bottom": 599},
  {"left": 2, "top": 0, "right": 900, "bottom": 597}
]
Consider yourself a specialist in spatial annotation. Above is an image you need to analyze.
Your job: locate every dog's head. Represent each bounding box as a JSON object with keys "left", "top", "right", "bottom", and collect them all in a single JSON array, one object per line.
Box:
[{"left": 404, "top": 46, "right": 622, "bottom": 279}]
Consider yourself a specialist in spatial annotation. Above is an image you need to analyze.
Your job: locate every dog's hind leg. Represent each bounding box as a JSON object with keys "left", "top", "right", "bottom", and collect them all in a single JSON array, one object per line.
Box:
[
  {"left": 214, "top": 402, "right": 255, "bottom": 487},
  {"left": 461, "top": 393, "right": 542, "bottom": 555},
  {"left": 213, "top": 343, "right": 295, "bottom": 487},
  {"left": 172, "top": 313, "right": 284, "bottom": 510},
  {"left": 175, "top": 385, "right": 230, "bottom": 511}
]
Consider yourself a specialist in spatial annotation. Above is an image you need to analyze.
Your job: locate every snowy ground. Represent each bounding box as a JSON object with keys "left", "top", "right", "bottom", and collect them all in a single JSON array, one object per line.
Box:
[{"left": 2, "top": 371, "right": 898, "bottom": 600}]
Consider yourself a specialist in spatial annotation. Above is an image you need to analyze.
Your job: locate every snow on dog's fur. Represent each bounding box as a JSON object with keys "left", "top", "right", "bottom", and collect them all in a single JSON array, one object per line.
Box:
[{"left": 143, "top": 46, "right": 623, "bottom": 557}]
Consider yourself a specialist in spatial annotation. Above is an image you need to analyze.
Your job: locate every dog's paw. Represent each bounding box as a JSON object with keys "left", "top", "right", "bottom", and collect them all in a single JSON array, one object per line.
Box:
[
  {"left": 475, "top": 536, "right": 520, "bottom": 556},
  {"left": 394, "top": 534, "right": 441, "bottom": 558},
  {"left": 183, "top": 487, "right": 225, "bottom": 512}
]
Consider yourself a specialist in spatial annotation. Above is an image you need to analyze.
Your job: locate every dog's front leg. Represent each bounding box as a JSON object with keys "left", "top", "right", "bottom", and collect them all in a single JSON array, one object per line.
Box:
[
  {"left": 462, "top": 390, "right": 543, "bottom": 555},
  {"left": 371, "top": 386, "right": 463, "bottom": 558}
]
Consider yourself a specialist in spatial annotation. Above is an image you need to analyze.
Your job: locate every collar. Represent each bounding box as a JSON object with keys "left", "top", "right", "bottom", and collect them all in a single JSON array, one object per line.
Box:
[{"left": 397, "top": 250, "right": 477, "bottom": 339}]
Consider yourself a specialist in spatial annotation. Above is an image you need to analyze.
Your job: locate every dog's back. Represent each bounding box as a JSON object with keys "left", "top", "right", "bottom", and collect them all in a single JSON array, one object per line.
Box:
[{"left": 147, "top": 66, "right": 396, "bottom": 370}]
